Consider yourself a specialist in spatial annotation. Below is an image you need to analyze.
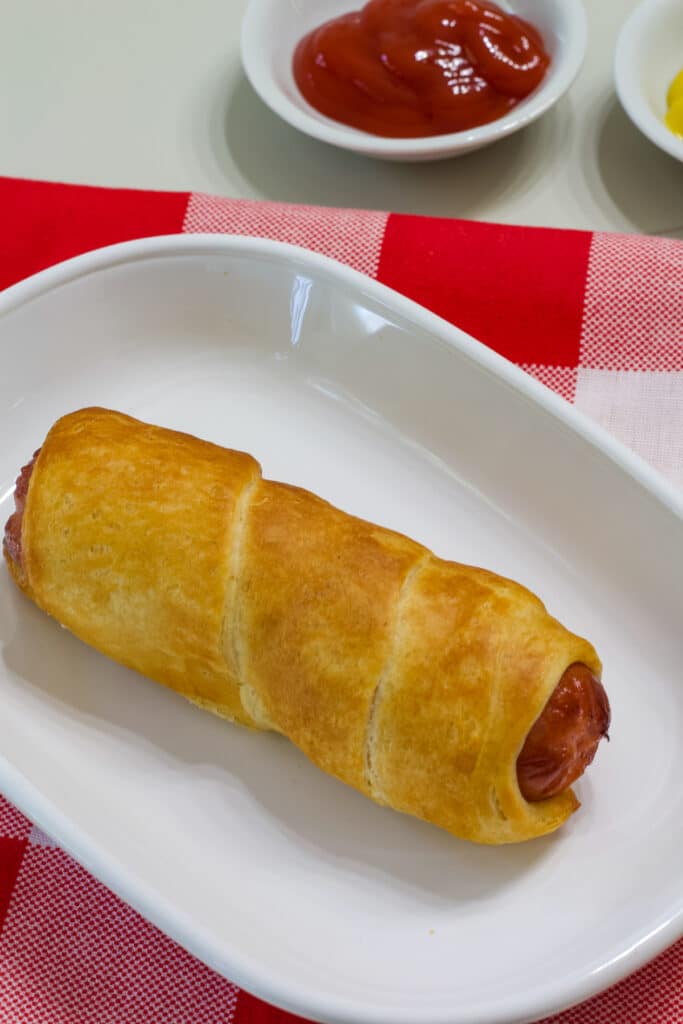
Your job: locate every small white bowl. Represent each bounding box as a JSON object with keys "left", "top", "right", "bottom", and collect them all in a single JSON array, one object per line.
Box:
[
  {"left": 615, "top": 0, "right": 683, "bottom": 164},
  {"left": 240, "top": 0, "right": 587, "bottom": 162}
]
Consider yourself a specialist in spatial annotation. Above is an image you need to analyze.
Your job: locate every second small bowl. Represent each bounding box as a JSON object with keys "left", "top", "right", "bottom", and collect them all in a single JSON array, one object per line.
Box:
[
  {"left": 615, "top": 0, "right": 683, "bottom": 164},
  {"left": 240, "top": 0, "right": 587, "bottom": 163}
]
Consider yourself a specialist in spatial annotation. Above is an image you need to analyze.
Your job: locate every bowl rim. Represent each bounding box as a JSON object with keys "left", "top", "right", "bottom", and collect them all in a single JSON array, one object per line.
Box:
[
  {"left": 240, "top": 0, "right": 588, "bottom": 160},
  {"left": 614, "top": 0, "right": 683, "bottom": 164}
]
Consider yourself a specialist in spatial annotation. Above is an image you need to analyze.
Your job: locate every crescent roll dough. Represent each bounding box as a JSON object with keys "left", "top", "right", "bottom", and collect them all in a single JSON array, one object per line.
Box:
[{"left": 6, "top": 408, "right": 601, "bottom": 844}]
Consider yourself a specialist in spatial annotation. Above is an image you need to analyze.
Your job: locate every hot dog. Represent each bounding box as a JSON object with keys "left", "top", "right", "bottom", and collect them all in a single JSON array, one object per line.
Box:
[
  {"left": 3, "top": 431, "right": 611, "bottom": 805},
  {"left": 2, "top": 410, "right": 610, "bottom": 843},
  {"left": 3, "top": 451, "right": 37, "bottom": 568},
  {"left": 517, "top": 663, "right": 610, "bottom": 801}
]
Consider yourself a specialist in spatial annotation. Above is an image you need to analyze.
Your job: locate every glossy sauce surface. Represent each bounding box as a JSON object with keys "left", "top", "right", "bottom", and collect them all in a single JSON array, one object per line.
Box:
[{"left": 293, "top": 0, "right": 550, "bottom": 138}]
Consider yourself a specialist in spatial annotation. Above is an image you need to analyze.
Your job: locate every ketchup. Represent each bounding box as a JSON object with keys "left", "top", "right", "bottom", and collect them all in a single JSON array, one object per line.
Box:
[{"left": 293, "top": 0, "right": 550, "bottom": 138}]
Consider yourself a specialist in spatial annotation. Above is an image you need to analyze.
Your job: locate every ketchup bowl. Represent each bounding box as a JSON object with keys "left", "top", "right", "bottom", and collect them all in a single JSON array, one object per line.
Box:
[{"left": 240, "top": 0, "right": 587, "bottom": 161}]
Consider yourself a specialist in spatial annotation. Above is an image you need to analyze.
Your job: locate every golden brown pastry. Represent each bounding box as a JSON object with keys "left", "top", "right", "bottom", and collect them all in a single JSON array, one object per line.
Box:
[{"left": 3, "top": 408, "right": 609, "bottom": 844}]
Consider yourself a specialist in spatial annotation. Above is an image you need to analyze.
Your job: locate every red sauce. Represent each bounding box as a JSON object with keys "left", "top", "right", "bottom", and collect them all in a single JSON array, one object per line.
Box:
[{"left": 293, "top": 0, "right": 550, "bottom": 138}]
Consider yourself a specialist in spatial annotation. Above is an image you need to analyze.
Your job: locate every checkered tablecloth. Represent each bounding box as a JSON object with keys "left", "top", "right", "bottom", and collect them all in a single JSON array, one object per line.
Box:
[{"left": 0, "top": 175, "right": 681, "bottom": 1023}]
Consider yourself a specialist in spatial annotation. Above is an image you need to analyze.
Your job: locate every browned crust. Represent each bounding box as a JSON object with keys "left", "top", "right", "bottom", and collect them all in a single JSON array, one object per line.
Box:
[
  {"left": 372, "top": 560, "right": 598, "bottom": 843},
  {"left": 17, "top": 407, "right": 260, "bottom": 725},
  {"left": 5, "top": 407, "right": 603, "bottom": 843},
  {"left": 237, "top": 478, "right": 425, "bottom": 793}
]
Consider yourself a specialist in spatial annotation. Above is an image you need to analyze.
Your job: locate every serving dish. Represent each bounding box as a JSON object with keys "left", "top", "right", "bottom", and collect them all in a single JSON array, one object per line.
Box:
[
  {"left": 615, "top": 0, "right": 683, "bottom": 163},
  {"left": 240, "top": 0, "right": 587, "bottom": 161},
  {"left": 0, "top": 235, "right": 681, "bottom": 1024}
]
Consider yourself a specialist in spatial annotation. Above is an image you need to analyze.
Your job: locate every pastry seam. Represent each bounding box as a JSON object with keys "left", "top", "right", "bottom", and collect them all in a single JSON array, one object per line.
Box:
[
  {"left": 221, "top": 468, "right": 261, "bottom": 711},
  {"left": 363, "top": 550, "right": 431, "bottom": 803}
]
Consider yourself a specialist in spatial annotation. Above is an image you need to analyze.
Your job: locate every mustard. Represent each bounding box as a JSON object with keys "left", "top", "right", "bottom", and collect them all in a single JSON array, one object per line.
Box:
[{"left": 665, "top": 69, "right": 683, "bottom": 138}]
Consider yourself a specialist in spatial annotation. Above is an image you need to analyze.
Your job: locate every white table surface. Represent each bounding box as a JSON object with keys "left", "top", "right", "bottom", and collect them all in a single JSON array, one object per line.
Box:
[{"left": 1, "top": 0, "right": 681, "bottom": 236}]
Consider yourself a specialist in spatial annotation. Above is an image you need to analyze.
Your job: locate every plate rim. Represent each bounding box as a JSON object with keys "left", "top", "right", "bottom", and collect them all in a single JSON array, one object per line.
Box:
[{"left": 0, "top": 233, "right": 681, "bottom": 1024}]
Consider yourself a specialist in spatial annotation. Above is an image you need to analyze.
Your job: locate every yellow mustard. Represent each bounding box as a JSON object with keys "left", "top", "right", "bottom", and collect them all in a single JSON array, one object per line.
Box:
[{"left": 665, "top": 69, "right": 683, "bottom": 137}]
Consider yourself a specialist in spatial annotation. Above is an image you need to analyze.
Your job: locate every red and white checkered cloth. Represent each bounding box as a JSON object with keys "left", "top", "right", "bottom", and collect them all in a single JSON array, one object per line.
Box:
[{"left": 0, "top": 176, "right": 681, "bottom": 1023}]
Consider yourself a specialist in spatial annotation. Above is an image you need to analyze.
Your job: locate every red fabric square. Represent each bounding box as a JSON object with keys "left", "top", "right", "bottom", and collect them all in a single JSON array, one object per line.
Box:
[
  {"left": 0, "top": 176, "right": 189, "bottom": 291},
  {"left": 378, "top": 214, "right": 592, "bottom": 367},
  {"left": 0, "top": 838, "right": 27, "bottom": 936},
  {"left": 235, "top": 991, "right": 306, "bottom": 1024}
]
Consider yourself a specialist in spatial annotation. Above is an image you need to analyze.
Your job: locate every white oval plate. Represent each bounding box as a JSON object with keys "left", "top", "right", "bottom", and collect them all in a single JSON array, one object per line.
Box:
[
  {"left": 241, "top": 0, "right": 587, "bottom": 161},
  {"left": 0, "top": 236, "right": 681, "bottom": 1024}
]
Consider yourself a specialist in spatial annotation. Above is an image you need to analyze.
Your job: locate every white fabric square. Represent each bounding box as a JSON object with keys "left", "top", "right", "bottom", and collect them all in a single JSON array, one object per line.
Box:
[
  {"left": 574, "top": 368, "right": 683, "bottom": 487},
  {"left": 28, "top": 824, "right": 58, "bottom": 848}
]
